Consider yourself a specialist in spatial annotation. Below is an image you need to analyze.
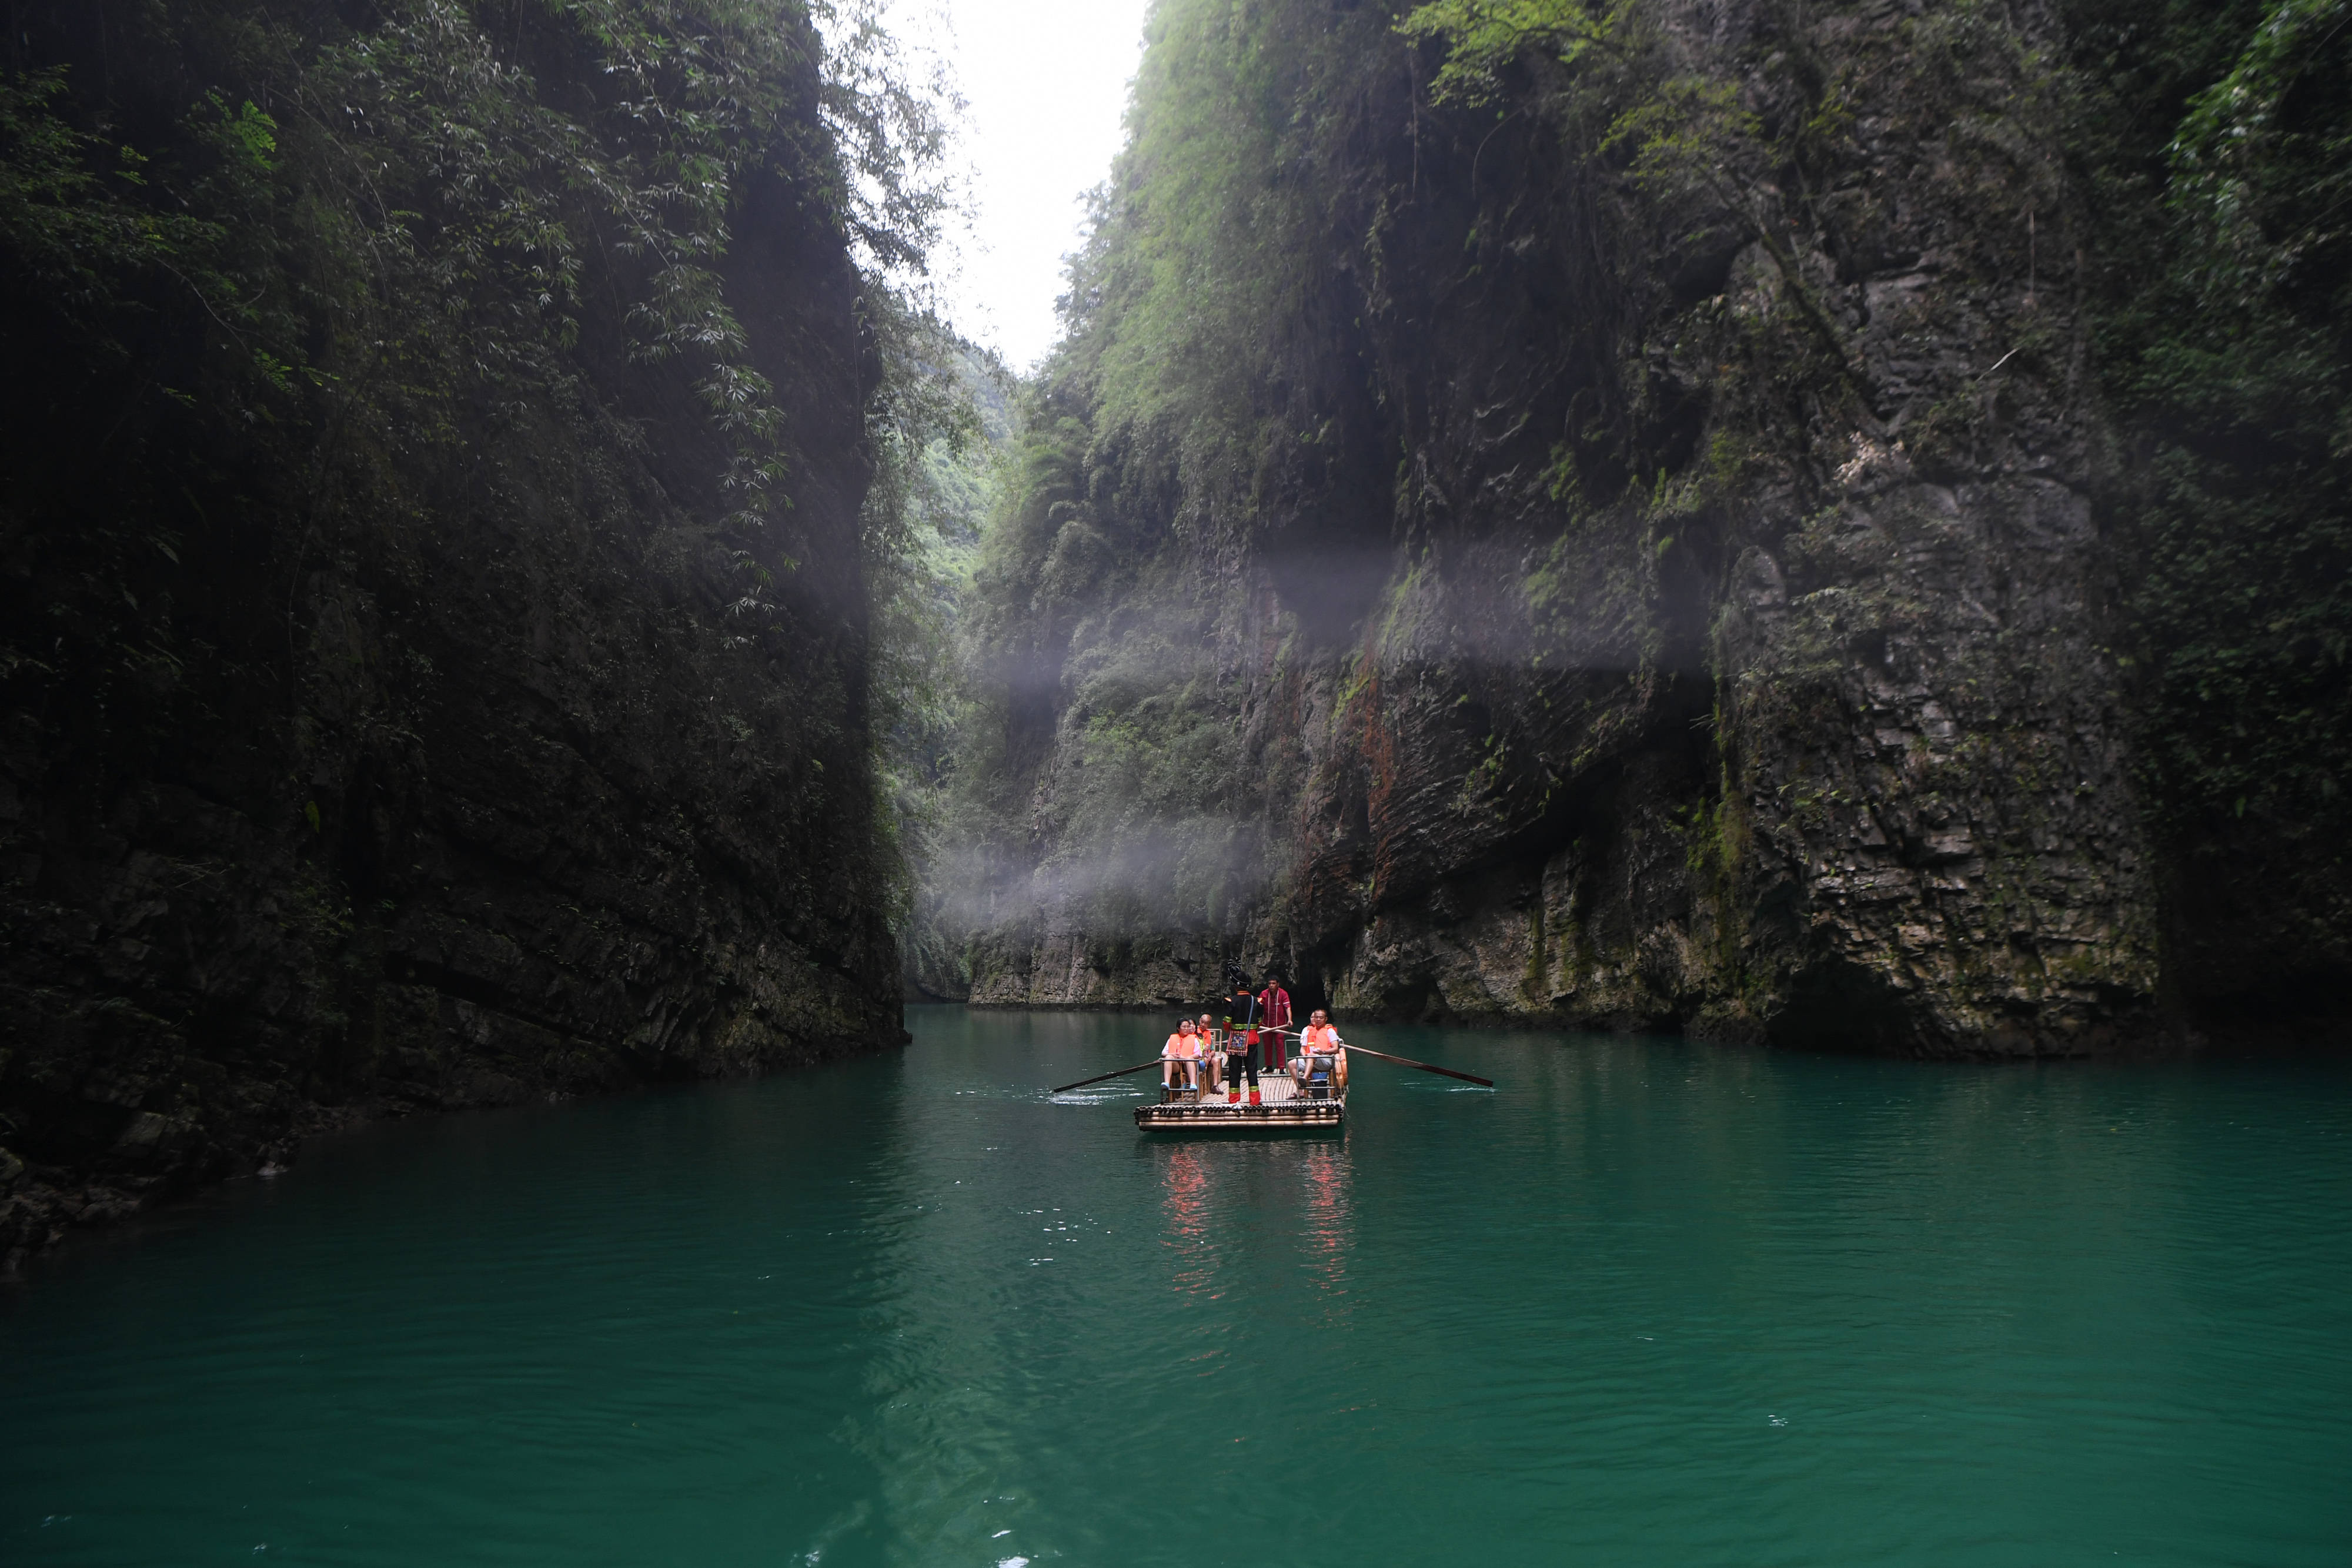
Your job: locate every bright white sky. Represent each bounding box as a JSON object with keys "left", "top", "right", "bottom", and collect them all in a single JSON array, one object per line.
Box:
[{"left": 883, "top": 0, "right": 1152, "bottom": 370}]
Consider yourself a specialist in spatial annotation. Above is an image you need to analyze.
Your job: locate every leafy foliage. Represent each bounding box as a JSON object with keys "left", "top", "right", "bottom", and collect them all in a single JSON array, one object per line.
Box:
[
  {"left": 0, "top": 0, "right": 965, "bottom": 1019},
  {"left": 0, "top": 68, "right": 212, "bottom": 307},
  {"left": 867, "top": 321, "right": 1008, "bottom": 976},
  {"left": 1398, "top": 0, "right": 1642, "bottom": 101},
  {"left": 2069, "top": 0, "right": 2352, "bottom": 832},
  {"left": 2, "top": 0, "right": 958, "bottom": 548}
]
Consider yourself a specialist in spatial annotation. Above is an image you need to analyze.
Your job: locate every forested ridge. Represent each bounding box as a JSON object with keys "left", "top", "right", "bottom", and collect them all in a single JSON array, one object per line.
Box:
[
  {"left": 908, "top": 0, "right": 2351, "bottom": 1052},
  {"left": 0, "top": 0, "right": 964, "bottom": 1259}
]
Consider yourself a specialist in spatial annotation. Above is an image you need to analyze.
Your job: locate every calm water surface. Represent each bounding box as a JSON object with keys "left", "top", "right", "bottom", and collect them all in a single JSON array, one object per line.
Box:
[{"left": 5, "top": 1008, "right": 2350, "bottom": 1566}]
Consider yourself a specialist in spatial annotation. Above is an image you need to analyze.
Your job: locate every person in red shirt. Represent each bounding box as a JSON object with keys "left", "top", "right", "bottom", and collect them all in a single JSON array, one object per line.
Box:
[{"left": 1256, "top": 978, "right": 1293, "bottom": 1075}]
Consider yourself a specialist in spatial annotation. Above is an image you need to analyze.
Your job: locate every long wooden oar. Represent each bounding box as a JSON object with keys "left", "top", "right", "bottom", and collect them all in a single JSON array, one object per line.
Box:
[
  {"left": 1331, "top": 1042, "right": 1495, "bottom": 1088},
  {"left": 1050, "top": 1058, "right": 1168, "bottom": 1095}
]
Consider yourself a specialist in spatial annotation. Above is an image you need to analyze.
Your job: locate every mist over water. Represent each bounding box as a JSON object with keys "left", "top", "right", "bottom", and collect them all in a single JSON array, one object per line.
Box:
[
  {"left": 932, "top": 817, "right": 1270, "bottom": 932},
  {"left": 5, "top": 1009, "right": 2348, "bottom": 1566}
]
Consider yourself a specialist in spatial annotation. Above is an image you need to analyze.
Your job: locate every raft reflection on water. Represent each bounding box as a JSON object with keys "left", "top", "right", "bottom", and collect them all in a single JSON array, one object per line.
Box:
[{"left": 1154, "top": 1139, "right": 1354, "bottom": 1315}]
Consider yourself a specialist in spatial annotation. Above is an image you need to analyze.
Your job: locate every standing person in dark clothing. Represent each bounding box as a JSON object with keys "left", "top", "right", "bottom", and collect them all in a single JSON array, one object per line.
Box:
[
  {"left": 1223, "top": 981, "right": 1262, "bottom": 1104},
  {"left": 1257, "top": 976, "right": 1294, "bottom": 1075}
]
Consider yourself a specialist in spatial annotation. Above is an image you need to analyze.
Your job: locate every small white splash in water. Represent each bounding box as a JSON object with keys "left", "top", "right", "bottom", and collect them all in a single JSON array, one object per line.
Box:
[
  {"left": 998, "top": 1559, "right": 1030, "bottom": 1567},
  {"left": 1768, "top": 1415, "right": 1788, "bottom": 1427}
]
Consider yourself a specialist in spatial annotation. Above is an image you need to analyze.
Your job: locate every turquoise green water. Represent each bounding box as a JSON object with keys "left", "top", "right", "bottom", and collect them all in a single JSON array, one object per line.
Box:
[{"left": 5, "top": 1009, "right": 2350, "bottom": 1567}]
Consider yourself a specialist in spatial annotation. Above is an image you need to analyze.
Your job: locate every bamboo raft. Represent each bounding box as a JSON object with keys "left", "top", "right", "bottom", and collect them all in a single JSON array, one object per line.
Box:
[
  {"left": 1051, "top": 1029, "right": 1489, "bottom": 1135},
  {"left": 1134, "top": 1069, "right": 1345, "bottom": 1134}
]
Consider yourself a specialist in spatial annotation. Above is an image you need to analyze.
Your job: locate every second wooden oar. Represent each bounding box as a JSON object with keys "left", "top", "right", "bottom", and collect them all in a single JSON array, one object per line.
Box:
[
  {"left": 1050, "top": 1058, "right": 1167, "bottom": 1095},
  {"left": 1337, "top": 1042, "right": 1495, "bottom": 1088}
]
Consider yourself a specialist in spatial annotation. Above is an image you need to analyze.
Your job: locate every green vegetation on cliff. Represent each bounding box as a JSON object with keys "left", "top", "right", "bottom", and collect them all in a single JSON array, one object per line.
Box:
[
  {"left": 2064, "top": 0, "right": 2352, "bottom": 990},
  {"left": 928, "top": 0, "right": 2350, "bottom": 1045},
  {"left": 0, "top": 0, "right": 958, "bottom": 1254}
]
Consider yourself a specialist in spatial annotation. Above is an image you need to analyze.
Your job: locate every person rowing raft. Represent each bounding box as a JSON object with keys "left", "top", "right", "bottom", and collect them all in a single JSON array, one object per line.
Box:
[
  {"left": 1222, "top": 981, "right": 1262, "bottom": 1105},
  {"left": 1257, "top": 976, "right": 1294, "bottom": 1074},
  {"left": 1162, "top": 1018, "right": 1204, "bottom": 1094},
  {"left": 1257, "top": 976, "right": 1294, "bottom": 1030}
]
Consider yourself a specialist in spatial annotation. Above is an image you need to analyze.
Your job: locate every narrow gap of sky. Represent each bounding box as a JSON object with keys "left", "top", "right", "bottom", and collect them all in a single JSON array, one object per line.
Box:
[{"left": 884, "top": 0, "right": 1151, "bottom": 372}]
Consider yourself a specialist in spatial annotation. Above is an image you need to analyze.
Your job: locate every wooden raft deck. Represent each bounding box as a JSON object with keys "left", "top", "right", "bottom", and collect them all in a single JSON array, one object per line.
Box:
[{"left": 1134, "top": 1072, "right": 1344, "bottom": 1133}]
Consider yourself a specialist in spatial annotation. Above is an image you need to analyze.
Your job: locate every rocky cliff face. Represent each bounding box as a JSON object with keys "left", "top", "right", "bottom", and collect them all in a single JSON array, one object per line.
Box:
[
  {"left": 933, "top": 0, "right": 2337, "bottom": 1054},
  {"left": 0, "top": 3, "right": 904, "bottom": 1262}
]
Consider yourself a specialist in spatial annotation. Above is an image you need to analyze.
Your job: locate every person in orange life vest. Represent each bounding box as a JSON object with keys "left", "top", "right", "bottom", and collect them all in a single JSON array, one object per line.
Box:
[
  {"left": 1257, "top": 978, "right": 1293, "bottom": 1074},
  {"left": 1282, "top": 1003, "right": 1319, "bottom": 1076},
  {"left": 1294, "top": 1009, "right": 1348, "bottom": 1092},
  {"left": 1162, "top": 1018, "right": 1204, "bottom": 1093}
]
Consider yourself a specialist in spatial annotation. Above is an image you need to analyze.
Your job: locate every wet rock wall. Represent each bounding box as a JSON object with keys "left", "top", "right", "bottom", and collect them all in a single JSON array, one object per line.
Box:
[{"left": 947, "top": 0, "right": 2247, "bottom": 1055}]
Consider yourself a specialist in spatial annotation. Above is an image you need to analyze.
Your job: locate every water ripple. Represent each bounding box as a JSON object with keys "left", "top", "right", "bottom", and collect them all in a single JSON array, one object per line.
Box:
[{"left": 3, "top": 1014, "right": 2349, "bottom": 1566}]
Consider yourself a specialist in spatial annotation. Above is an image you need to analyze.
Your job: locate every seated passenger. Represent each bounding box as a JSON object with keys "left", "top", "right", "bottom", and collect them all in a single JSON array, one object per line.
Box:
[
  {"left": 1294, "top": 1009, "right": 1348, "bottom": 1092},
  {"left": 1198, "top": 1013, "right": 1221, "bottom": 1089},
  {"left": 1162, "top": 1018, "right": 1204, "bottom": 1094}
]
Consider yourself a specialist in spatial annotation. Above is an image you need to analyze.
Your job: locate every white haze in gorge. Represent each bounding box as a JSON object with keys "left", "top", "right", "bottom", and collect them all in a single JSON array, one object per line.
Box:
[{"left": 884, "top": 0, "right": 1150, "bottom": 368}]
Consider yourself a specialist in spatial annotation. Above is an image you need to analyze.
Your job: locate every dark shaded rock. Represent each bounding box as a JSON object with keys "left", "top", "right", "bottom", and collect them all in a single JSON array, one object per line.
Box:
[{"left": 0, "top": 2, "right": 903, "bottom": 1261}]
